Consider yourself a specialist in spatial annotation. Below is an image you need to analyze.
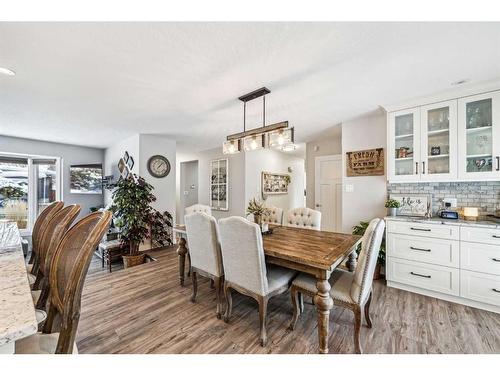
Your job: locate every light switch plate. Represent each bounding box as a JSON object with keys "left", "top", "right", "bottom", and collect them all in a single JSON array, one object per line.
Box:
[{"left": 345, "top": 184, "right": 354, "bottom": 193}]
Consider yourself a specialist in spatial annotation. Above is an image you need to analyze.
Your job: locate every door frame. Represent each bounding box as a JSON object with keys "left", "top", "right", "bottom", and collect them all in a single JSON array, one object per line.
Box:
[{"left": 314, "top": 154, "right": 342, "bottom": 232}]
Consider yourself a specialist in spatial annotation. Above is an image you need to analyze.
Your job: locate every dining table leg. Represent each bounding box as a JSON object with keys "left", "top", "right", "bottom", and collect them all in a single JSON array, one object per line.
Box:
[
  {"left": 314, "top": 276, "right": 333, "bottom": 354},
  {"left": 347, "top": 250, "right": 357, "bottom": 272},
  {"left": 177, "top": 236, "right": 187, "bottom": 286}
]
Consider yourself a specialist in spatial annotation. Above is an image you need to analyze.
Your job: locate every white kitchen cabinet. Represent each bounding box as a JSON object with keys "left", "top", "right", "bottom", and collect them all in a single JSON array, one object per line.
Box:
[
  {"left": 388, "top": 108, "right": 420, "bottom": 182},
  {"left": 458, "top": 91, "right": 500, "bottom": 180}
]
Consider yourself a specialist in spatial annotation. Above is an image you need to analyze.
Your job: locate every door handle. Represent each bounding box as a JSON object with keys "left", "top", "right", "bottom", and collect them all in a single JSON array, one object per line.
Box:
[
  {"left": 410, "top": 227, "right": 431, "bottom": 232},
  {"left": 410, "top": 246, "right": 431, "bottom": 252},
  {"left": 410, "top": 271, "right": 431, "bottom": 279},
  {"left": 493, "top": 288, "right": 500, "bottom": 293},
  {"left": 496, "top": 156, "right": 500, "bottom": 171},
  {"left": 315, "top": 204, "right": 321, "bottom": 208},
  {"left": 492, "top": 258, "right": 500, "bottom": 262},
  {"left": 422, "top": 161, "right": 426, "bottom": 174},
  {"left": 493, "top": 235, "right": 500, "bottom": 239},
  {"left": 415, "top": 162, "right": 419, "bottom": 175}
]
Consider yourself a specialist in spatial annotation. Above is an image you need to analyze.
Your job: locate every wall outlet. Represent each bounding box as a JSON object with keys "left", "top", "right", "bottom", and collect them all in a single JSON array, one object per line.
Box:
[{"left": 443, "top": 197, "right": 458, "bottom": 208}]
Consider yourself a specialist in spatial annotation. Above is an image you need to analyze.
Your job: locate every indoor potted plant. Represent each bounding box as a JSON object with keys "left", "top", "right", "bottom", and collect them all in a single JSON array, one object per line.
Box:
[
  {"left": 110, "top": 174, "right": 173, "bottom": 268},
  {"left": 385, "top": 198, "right": 401, "bottom": 217},
  {"left": 352, "top": 221, "right": 386, "bottom": 280},
  {"left": 247, "top": 198, "right": 270, "bottom": 226}
]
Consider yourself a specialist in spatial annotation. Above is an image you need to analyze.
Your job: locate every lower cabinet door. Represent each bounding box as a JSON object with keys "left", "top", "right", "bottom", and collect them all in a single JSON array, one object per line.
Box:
[
  {"left": 460, "top": 270, "right": 500, "bottom": 307},
  {"left": 386, "top": 257, "right": 459, "bottom": 296}
]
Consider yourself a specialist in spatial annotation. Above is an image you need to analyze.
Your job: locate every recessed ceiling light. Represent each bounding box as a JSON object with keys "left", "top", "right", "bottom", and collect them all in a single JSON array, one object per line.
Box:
[
  {"left": 0, "top": 67, "right": 15, "bottom": 76},
  {"left": 451, "top": 79, "right": 469, "bottom": 86}
]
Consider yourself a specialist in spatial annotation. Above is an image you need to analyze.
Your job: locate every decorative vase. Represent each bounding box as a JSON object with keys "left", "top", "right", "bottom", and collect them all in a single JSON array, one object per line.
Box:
[
  {"left": 254, "top": 214, "right": 262, "bottom": 226},
  {"left": 387, "top": 207, "right": 398, "bottom": 217}
]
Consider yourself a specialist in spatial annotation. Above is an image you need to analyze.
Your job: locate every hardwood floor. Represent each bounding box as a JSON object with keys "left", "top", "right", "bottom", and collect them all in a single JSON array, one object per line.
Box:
[{"left": 77, "top": 247, "right": 500, "bottom": 354}]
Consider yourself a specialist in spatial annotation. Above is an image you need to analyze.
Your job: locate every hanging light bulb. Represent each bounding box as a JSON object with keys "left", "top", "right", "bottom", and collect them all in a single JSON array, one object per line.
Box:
[
  {"left": 243, "top": 134, "right": 265, "bottom": 151},
  {"left": 268, "top": 127, "right": 294, "bottom": 148},
  {"left": 222, "top": 139, "right": 241, "bottom": 154}
]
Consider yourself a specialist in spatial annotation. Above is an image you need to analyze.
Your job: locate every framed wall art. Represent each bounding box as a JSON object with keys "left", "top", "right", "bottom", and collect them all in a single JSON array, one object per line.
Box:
[
  {"left": 390, "top": 194, "right": 431, "bottom": 217},
  {"left": 70, "top": 164, "right": 103, "bottom": 194},
  {"left": 346, "top": 148, "right": 385, "bottom": 177},
  {"left": 261, "top": 171, "right": 290, "bottom": 195},
  {"left": 210, "top": 158, "right": 228, "bottom": 211}
]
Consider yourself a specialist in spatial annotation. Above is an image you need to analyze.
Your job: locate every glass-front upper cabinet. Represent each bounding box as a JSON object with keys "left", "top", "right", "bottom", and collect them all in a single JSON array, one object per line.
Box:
[
  {"left": 388, "top": 108, "right": 420, "bottom": 181},
  {"left": 420, "top": 100, "right": 457, "bottom": 180},
  {"left": 458, "top": 91, "right": 500, "bottom": 180}
]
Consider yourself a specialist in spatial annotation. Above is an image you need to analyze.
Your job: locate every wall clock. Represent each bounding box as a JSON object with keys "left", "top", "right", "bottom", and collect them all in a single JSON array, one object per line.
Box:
[{"left": 147, "top": 155, "right": 171, "bottom": 178}]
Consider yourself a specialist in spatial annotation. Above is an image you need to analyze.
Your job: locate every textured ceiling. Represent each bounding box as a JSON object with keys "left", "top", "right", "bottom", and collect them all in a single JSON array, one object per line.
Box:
[{"left": 0, "top": 22, "right": 499, "bottom": 150}]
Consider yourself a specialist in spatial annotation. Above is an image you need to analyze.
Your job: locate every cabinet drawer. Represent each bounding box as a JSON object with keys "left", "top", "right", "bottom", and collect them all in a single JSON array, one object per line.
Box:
[
  {"left": 460, "top": 226, "right": 500, "bottom": 246},
  {"left": 386, "top": 257, "right": 459, "bottom": 296},
  {"left": 387, "top": 221, "right": 459, "bottom": 240},
  {"left": 460, "top": 270, "right": 500, "bottom": 307},
  {"left": 460, "top": 242, "right": 500, "bottom": 276},
  {"left": 387, "top": 233, "right": 459, "bottom": 267}
]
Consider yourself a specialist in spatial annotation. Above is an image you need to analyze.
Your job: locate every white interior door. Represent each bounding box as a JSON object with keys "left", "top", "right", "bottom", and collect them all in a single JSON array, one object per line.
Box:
[{"left": 315, "top": 155, "right": 342, "bottom": 232}]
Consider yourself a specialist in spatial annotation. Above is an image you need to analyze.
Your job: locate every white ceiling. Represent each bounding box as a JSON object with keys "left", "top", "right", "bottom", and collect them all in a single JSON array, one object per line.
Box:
[{"left": 0, "top": 22, "right": 499, "bottom": 150}]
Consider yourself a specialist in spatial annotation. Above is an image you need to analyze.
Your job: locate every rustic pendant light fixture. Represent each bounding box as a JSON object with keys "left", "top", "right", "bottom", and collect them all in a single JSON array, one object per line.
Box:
[{"left": 222, "top": 87, "right": 294, "bottom": 154}]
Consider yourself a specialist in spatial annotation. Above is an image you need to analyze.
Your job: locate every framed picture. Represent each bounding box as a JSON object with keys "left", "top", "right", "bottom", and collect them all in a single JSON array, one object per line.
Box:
[
  {"left": 390, "top": 194, "right": 431, "bottom": 217},
  {"left": 346, "top": 148, "right": 384, "bottom": 177},
  {"left": 70, "top": 164, "right": 103, "bottom": 194},
  {"left": 210, "top": 159, "right": 228, "bottom": 211},
  {"left": 261, "top": 172, "right": 290, "bottom": 195}
]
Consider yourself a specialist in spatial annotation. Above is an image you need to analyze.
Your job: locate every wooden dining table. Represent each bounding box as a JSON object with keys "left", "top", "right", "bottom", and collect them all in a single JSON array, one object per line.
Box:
[{"left": 174, "top": 223, "right": 361, "bottom": 354}]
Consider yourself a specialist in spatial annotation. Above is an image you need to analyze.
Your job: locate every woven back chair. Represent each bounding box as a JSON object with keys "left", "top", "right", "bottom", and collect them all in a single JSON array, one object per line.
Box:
[
  {"left": 28, "top": 201, "right": 64, "bottom": 267},
  {"left": 33, "top": 205, "right": 81, "bottom": 309},
  {"left": 42, "top": 211, "right": 112, "bottom": 353}
]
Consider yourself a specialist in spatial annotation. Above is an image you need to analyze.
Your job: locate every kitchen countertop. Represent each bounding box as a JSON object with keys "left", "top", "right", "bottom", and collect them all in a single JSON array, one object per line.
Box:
[
  {"left": 385, "top": 215, "right": 500, "bottom": 229},
  {"left": 0, "top": 222, "right": 37, "bottom": 350}
]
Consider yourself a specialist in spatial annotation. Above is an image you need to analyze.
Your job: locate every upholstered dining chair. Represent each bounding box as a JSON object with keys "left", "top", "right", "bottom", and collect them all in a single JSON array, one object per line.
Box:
[
  {"left": 27, "top": 201, "right": 64, "bottom": 276},
  {"left": 288, "top": 218, "right": 385, "bottom": 354},
  {"left": 185, "top": 204, "right": 212, "bottom": 216},
  {"left": 285, "top": 207, "right": 321, "bottom": 231},
  {"left": 262, "top": 206, "right": 283, "bottom": 226},
  {"left": 32, "top": 205, "right": 81, "bottom": 310},
  {"left": 16, "top": 211, "right": 112, "bottom": 354},
  {"left": 185, "top": 212, "right": 224, "bottom": 318},
  {"left": 218, "top": 216, "right": 296, "bottom": 346}
]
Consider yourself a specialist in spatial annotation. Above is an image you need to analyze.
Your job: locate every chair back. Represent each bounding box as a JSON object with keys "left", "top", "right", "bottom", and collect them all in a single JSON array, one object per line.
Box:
[
  {"left": 350, "top": 218, "right": 385, "bottom": 305},
  {"left": 185, "top": 212, "right": 223, "bottom": 277},
  {"left": 285, "top": 207, "right": 321, "bottom": 231},
  {"left": 48, "top": 211, "right": 112, "bottom": 353},
  {"left": 32, "top": 201, "right": 64, "bottom": 251},
  {"left": 185, "top": 204, "right": 212, "bottom": 216},
  {"left": 38, "top": 205, "right": 81, "bottom": 277},
  {"left": 262, "top": 206, "right": 283, "bottom": 225},
  {"left": 218, "top": 216, "right": 268, "bottom": 296}
]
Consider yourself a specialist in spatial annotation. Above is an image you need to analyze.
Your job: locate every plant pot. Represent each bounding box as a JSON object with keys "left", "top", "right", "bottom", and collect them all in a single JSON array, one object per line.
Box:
[
  {"left": 254, "top": 214, "right": 262, "bottom": 226},
  {"left": 123, "top": 253, "right": 146, "bottom": 268},
  {"left": 387, "top": 207, "right": 398, "bottom": 217}
]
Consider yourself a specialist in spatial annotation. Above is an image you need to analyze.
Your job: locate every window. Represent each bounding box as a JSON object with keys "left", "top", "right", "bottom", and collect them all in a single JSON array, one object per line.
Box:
[{"left": 0, "top": 154, "right": 61, "bottom": 234}]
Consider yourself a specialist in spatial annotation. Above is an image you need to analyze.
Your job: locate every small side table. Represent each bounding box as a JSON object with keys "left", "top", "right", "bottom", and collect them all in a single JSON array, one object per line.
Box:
[{"left": 98, "top": 240, "right": 125, "bottom": 273}]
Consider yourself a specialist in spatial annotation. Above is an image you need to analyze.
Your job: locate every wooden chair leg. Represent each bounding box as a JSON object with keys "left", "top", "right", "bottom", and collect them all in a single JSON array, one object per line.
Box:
[
  {"left": 32, "top": 272, "right": 43, "bottom": 290},
  {"left": 187, "top": 253, "right": 191, "bottom": 277},
  {"left": 223, "top": 283, "right": 233, "bottom": 323},
  {"left": 191, "top": 270, "right": 198, "bottom": 303},
  {"left": 364, "top": 291, "right": 373, "bottom": 328},
  {"left": 258, "top": 296, "right": 269, "bottom": 347},
  {"left": 353, "top": 306, "right": 362, "bottom": 354},
  {"left": 210, "top": 279, "right": 215, "bottom": 289},
  {"left": 41, "top": 302, "right": 57, "bottom": 334},
  {"left": 213, "top": 276, "right": 223, "bottom": 319},
  {"left": 289, "top": 286, "right": 301, "bottom": 331},
  {"left": 35, "top": 280, "right": 50, "bottom": 310},
  {"left": 298, "top": 292, "right": 304, "bottom": 313},
  {"left": 28, "top": 250, "right": 35, "bottom": 265}
]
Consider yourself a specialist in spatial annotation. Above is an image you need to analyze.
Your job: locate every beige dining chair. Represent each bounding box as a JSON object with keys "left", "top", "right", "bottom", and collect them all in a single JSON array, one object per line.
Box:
[
  {"left": 262, "top": 206, "right": 283, "bottom": 225},
  {"left": 185, "top": 212, "right": 224, "bottom": 318},
  {"left": 285, "top": 207, "right": 321, "bottom": 230},
  {"left": 288, "top": 218, "right": 385, "bottom": 354},
  {"left": 218, "top": 216, "right": 296, "bottom": 346},
  {"left": 185, "top": 204, "right": 212, "bottom": 216}
]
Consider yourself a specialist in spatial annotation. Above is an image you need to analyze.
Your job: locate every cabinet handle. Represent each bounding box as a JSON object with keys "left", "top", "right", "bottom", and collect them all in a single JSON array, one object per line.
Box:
[
  {"left": 493, "top": 258, "right": 500, "bottom": 262},
  {"left": 493, "top": 235, "right": 500, "bottom": 239},
  {"left": 410, "top": 246, "right": 431, "bottom": 252},
  {"left": 493, "top": 289, "right": 500, "bottom": 293},
  {"left": 422, "top": 161, "right": 426, "bottom": 174},
  {"left": 410, "top": 227, "right": 431, "bottom": 232},
  {"left": 410, "top": 271, "right": 431, "bottom": 279},
  {"left": 415, "top": 162, "right": 419, "bottom": 175},
  {"left": 496, "top": 156, "right": 500, "bottom": 171}
]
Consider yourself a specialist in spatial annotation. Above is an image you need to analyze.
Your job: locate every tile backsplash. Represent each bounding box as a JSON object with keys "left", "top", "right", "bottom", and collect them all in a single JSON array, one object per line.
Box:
[{"left": 387, "top": 181, "right": 500, "bottom": 215}]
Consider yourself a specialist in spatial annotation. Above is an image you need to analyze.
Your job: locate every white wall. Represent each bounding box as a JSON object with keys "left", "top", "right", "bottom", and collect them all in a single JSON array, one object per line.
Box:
[
  {"left": 245, "top": 149, "right": 305, "bottom": 218},
  {"left": 305, "top": 126, "right": 342, "bottom": 209},
  {"left": 341, "top": 111, "right": 387, "bottom": 233},
  {"left": 103, "top": 134, "right": 140, "bottom": 206},
  {"left": 180, "top": 160, "right": 198, "bottom": 214},
  {"left": 0, "top": 135, "right": 104, "bottom": 218}
]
